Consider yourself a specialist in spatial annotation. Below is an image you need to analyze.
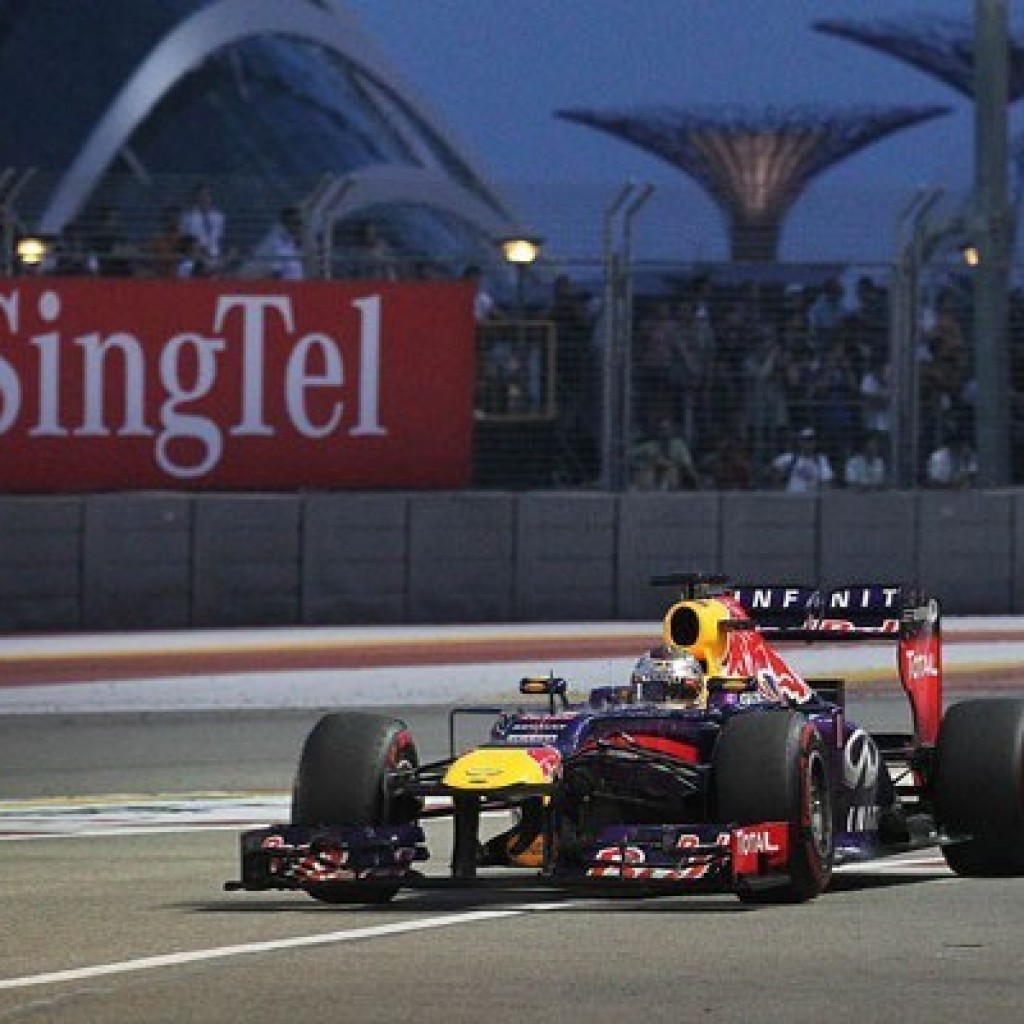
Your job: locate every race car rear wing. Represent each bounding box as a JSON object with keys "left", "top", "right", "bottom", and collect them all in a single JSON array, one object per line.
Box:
[
  {"left": 652, "top": 573, "right": 920, "bottom": 636},
  {"left": 730, "top": 583, "right": 913, "bottom": 636}
]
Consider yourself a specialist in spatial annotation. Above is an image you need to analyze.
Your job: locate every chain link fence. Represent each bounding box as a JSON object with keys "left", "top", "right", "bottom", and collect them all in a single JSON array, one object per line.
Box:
[
  {"left": 471, "top": 256, "right": 1024, "bottom": 493},
  {"left": 3, "top": 170, "right": 1022, "bottom": 493}
]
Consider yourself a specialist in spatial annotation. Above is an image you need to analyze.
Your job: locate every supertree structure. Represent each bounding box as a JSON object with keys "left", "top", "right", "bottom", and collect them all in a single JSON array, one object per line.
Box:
[
  {"left": 813, "top": 13, "right": 1024, "bottom": 102},
  {"left": 557, "top": 104, "right": 950, "bottom": 261}
]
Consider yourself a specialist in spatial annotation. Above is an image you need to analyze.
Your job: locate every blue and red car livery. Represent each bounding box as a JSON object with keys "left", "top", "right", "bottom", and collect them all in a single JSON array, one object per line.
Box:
[{"left": 226, "top": 573, "right": 1024, "bottom": 904}]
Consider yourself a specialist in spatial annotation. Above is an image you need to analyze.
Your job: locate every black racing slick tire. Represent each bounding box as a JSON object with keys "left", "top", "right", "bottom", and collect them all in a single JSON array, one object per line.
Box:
[
  {"left": 936, "top": 698, "right": 1024, "bottom": 877},
  {"left": 291, "top": 712, "right": 420, "bottom": 904},
  {"left": 713, "top": 710, "right": 834, "bottom": 904}
]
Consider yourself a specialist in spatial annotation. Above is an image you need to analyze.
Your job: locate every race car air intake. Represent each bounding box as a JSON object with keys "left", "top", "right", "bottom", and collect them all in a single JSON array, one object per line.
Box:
[{"left": 667, "top": 604, "right": 701, "bottom": 647}]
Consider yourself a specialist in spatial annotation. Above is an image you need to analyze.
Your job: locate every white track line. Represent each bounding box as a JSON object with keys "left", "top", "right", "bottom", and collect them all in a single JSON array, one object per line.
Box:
[
  {"left": 0, "top": 904, "right": 570, "bottom": 992},
  {"left": 0, "top": 794, "right": 466, "bottom": 840}
]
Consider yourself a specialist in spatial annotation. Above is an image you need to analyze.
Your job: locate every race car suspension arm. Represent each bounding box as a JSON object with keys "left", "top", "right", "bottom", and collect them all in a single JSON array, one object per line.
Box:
[
  {"left": 568, "top": 739, "right": 706, "bottom": 795},
  {"left": 451, "top": 795, "right": 480, "bottom": 879}
]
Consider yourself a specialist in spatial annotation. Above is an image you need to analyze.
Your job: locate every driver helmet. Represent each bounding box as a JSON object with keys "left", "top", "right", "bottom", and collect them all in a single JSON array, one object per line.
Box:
[{"left": 631, "top": 645, "right": 705, "bottom": 707}]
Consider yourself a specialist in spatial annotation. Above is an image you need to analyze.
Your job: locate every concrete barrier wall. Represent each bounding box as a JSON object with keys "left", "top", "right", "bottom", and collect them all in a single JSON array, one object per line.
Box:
[
  {"left": 193, "top": 496, "right": 301, "bottom": 626},
  {"left": 83, "top": 495, "right": 192, "bottom": 629},
  {"left": 819, "top": 491, "right": 918, "bottom": 587},
  {"left": 917, "top": 491, "right": 1015, "bottom": 614},
  {"left": 616, "top": 494, "right": 719, "bottom": 620},
  {"left": 302, "top": 494, "right": 408, "bottom": 624},
  {"left": 720, "top": 493, "right": 820, "bottom": 584},
  {"left": 0, "top": 489, "right": 1021, "bottom": 630},
  {"left": 408, "top": 494, "right": 517, "bottom": 623},
  {"left": 0, "top": 497, "right": 82, "bottom": 630},
  {"left": 517, "top": 494, "right": 617, "bottom": 621}
]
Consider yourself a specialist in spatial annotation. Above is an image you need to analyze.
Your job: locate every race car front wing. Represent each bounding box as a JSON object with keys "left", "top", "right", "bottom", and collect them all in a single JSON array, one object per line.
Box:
[
  {"left": 575, "top": 822, "right": 790, "bottom": 890},
  {"left": 225, "top": 823, "right": 428, "bottom": 892},
  {"left": 225, "top": 819, "right": 791, "bottom": 895}
]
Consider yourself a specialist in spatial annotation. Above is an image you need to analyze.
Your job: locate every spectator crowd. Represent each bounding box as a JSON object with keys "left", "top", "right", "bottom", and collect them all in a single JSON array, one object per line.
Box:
[
  {"left": 619, "top": 269, "right": 1015, "bottom": 492},
  {"left": 19, "top": 183, "right": 422, "bottom": 283},
  {"left": 15, "top": 187, "right": 1024, "bottom": 492}
]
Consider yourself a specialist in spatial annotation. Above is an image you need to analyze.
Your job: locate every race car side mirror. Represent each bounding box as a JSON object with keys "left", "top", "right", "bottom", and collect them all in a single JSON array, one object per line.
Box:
[{"left": 520, "top": 675, "right": 569, "bottom": 712}]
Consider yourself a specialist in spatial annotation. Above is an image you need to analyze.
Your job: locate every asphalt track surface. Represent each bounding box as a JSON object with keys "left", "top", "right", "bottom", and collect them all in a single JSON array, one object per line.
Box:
[{"left": 2, "top": 621, "right": 1024, "bottom": 1023}]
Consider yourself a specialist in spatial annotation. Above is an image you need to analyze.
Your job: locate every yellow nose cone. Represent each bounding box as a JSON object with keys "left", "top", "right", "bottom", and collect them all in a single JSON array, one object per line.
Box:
[{"left": 443, "top": 746, "right": 560, "bottom": 791}]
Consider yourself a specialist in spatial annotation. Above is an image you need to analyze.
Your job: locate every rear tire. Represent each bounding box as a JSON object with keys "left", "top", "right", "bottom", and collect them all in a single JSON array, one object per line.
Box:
[
  {"left": 713, "top": 710, "right": 834, "bottom": 903},
  {"left": 291, "top": 712, "right": 419, "bottom": 903},
  {"left": 936, "top": 698, "right": 1024, "bottom": 877}
]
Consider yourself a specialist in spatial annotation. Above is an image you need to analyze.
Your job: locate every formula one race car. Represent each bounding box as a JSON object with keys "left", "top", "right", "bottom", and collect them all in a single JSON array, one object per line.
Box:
[{"left": 226, "top": 573, "right": 1024, "bottom": 904}]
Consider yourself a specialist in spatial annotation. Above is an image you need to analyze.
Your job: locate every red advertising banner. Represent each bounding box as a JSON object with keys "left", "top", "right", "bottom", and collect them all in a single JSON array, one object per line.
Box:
[{"left": 0, "top": 278, "right": 476, "bottom": 491}]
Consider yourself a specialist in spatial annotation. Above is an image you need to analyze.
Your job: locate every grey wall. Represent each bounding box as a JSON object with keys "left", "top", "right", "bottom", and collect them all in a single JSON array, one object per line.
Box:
[
  {"left": 0, "top": 497, "right": 82, "bottom": 630},
  {"left": 193, "top": 496, "right": 302, "bottom": 626},
  {"left": 408, "top": 494, "right": 517, "bottom": 623},
  {"left": 517, "top": 494, "right": 617, "bottom": 621},
  {"left": 83, "top": 494, "right": 191, "bottom": 628},
  {"left": 302, "top": 494, "right": 408, "bottom": 624},
  {"left": 1, "top": 489, "right": 1022, "bottom": 631}
]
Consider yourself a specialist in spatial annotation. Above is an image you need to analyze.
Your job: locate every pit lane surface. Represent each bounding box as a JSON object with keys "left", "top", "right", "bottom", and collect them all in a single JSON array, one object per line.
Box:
[{"left": 2, "top": 625, "right": 1024, "bottom": 1023}]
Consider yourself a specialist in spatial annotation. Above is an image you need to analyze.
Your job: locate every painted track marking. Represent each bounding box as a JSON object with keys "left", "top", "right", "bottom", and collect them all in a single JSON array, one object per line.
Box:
[
  {"left": 0, "top": 794, "right": 463, "bottom": 840},
  {"left": 0, "top": 904, "right": 571, "bottom": 992}
]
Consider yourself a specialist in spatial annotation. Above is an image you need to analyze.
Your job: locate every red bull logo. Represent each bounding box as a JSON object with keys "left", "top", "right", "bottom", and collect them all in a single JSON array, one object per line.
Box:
[
  {"left": 527, "top": 746, "right": 562, "bottom": 781},
  {"left": 720, "top": 596, "right": 815, "bottom": 703}
]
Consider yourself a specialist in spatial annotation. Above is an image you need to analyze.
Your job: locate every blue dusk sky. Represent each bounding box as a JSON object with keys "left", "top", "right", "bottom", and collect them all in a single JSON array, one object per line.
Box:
[{"left": 347, "top": 1, "right": 1023, "bottom": 262}]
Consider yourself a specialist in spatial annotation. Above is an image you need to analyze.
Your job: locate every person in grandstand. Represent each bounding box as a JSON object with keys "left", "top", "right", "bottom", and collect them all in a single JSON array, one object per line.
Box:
[
  {"left": 926, "top": 434, "right": 977, "bottom": 489},
  {"left": 629, "top": 414, "right": 701, "bottom": 491},
  {"left": 241, "top": 206, "right": 305, "bottom": 280},
  {"left": 771, "top": 426, "right": 834, "bottom": 493},
  {"left": 844, "top": 431, "right": 887, "bottom": 491},
  {"left": 178, "top": 182, "right": 227, "bottom": 270}
]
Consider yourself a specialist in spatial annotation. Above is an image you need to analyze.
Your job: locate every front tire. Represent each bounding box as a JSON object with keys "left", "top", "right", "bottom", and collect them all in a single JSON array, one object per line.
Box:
[
  {"left": 291, "top": 712, "right": 420, "bottom": 903},
  {"left": 713, "top": 710, "right": 834, "bottom": 903},
  {"left": 936, "top": 698, "right": 1024, "bottom": 877}
]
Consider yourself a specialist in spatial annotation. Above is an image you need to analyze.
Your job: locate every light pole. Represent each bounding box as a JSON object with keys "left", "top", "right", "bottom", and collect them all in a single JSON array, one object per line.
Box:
[
  {"left": 890, "top": 187, "right": 945, "bottom": 488},
  {"left": 497, "top": 234, "right": 544, "bottom": 418},
  {"left": 500, "top": 235, "right": 543, "bottom": 315},
  {"left": 599, "top": 183, "right": 654, "bottom": 491},
  {"left": 972, "top": 0, "right": 1012, "bottom": 486}
]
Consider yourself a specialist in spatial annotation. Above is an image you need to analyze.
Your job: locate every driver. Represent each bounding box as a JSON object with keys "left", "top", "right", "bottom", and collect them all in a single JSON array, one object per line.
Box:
[{"left": 630, "top": 645, "right": 706, "bottom": 708}]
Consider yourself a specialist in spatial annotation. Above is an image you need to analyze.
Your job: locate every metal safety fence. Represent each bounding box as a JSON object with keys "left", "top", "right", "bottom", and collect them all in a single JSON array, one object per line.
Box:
[
  {"left": 2, "top": 168, "right": 1022, "bottom": 493},
  {"left": 471, "top": 257, "right": 1024, "bottom": 494}
]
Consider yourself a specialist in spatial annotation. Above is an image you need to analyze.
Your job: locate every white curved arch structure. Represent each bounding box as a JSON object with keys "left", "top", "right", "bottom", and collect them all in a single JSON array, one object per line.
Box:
[
  {"left": 40, "top": 0, "right": 513, "bottom": 235},
  {"left": 321, "top": 165, "right": 515, "bottom": 237}
]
